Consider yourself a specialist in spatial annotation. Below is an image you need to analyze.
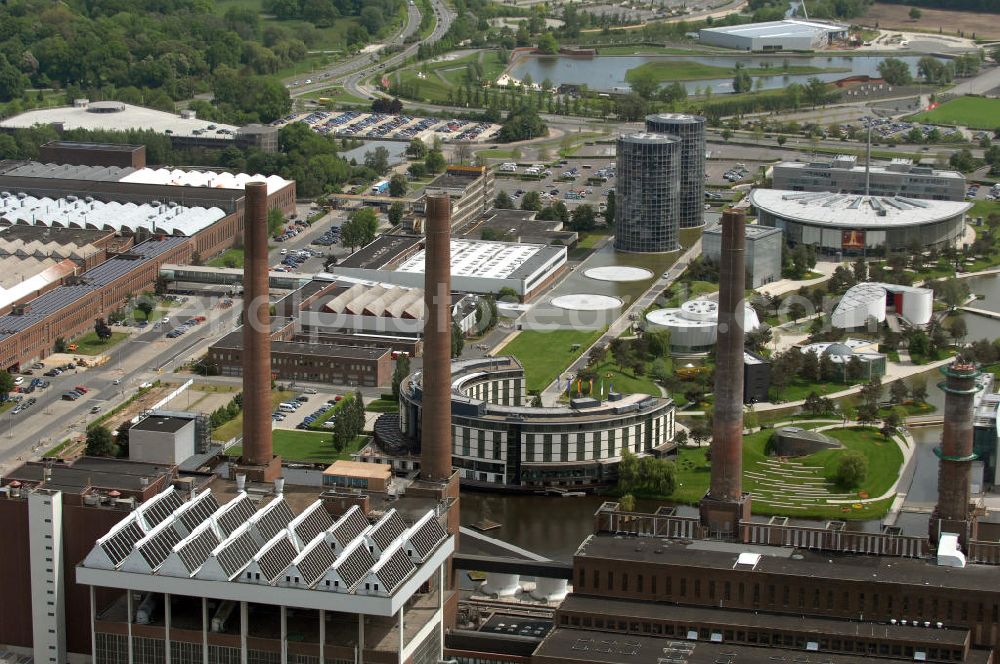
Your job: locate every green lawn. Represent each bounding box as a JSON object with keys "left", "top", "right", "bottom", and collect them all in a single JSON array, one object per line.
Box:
[
  {"left": 910, "top": 96, "right": 1000, "bottom": 130},
  {"left": 307, "top": 397, "right": 351, "bottom": 431},
  {"left": 626, "top": 60, "right": 848, "bottom": 83},
  {"left": 671, "top": 426, "right": 902, "bottom": 519},
  {"left": 969, "top": 199, "right": 1000, "bottom": 221},
  {"left": 582, "top": 360, "right": 661, "bottom": 397},
  {"left": 213, "top": 390, "right": 294, "bottom": 441},
  {"left": 597, "top": 45, "right": 708, "bottom": 55},
  {"left": 664, "top": 279, "right": 717, "bottom": 307},
  {"left": 207, "top": 248, "right": 245, "bottom": 269},
  {"left": 770, "top": 375, "right": 863, "bottom": 402},
  {"left": 502, "top": 328, "right": 605, "bottom": 392},
  {"left": 365, "top": 398, "right": 399, "bottom": 412},
  {"left": 71, "top": 332, "right": 129, "bottom": 356},
  {"left": 394, "top": 50, "right": 508, "bottom": 104},
  {"left": 477, "top": 148, "right": 520, "bottom": 159},
  {"left": 229, "top": 432, "right": 369, "bottom": 464}
]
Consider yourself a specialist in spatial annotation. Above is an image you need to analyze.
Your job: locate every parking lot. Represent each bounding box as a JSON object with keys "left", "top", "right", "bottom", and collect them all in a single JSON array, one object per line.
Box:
[
  {"left": 493, "top": 161, "right": 617, "bottom": 211},
  {"left": 274, "top": 110, "right": 501, "bottom": 143},
  {"left": 270, "top": 391, "right": 346, "bottom": 431}
]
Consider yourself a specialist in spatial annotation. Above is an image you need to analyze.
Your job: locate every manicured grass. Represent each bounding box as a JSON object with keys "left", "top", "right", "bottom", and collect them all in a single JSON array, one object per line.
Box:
[
  {"left": 229, "top": 432, "right": 369, "bottom": 464},
  {"left": 583, "top": 360, "right": 661, "bottom": 397},
  {"left": 910, "top": 96, "right": 1000, "bottom": 130},
  {"left": 969, "top": 199, "right": 1000, "bottom": 221},
  {"left": 395, "top": 50, "right": 508, "bottom": 103},
  {"left": 502, "top": 328, "right": 605, "bottom": 393},
  {"left": 302, "top": 86, "right": 370, "bottom": 106},
  {"left": 663, "top": 280, "right": 717, "bottom": 307},
  {"left": 597, "top": 45, "right": 708, "bottom": 55},
  {"left": 769, "top": 376, "right": 863, "bottom": 402},
  {"left": 671, "top": 426, "right": 902, "bottom": 519},
  {"left": 71, "top": 332, "right": 129, "bottom": 356},
  {"left": 477, "top": 148, "right": 519, "bottom": 159},
  {"left": 213, "top": 390, "right": 294, "bottom": 441},
  {"left": 44, "top": 438, "right": 73, "bottom": 458},
  {"left": 627, "top": 60, "right": 848, "bottom": 83},
  {"left": 365, "top": 398, "right": 399, "bottom": 412},
  {"left": 307, "top": 397, "right": 351, "bottom": 431},
  {"left": 576, "top": 232, "right": 610, "bottom": 250},
  {"left": 207, "top": 248, "right": 245, "bottom": 268}
]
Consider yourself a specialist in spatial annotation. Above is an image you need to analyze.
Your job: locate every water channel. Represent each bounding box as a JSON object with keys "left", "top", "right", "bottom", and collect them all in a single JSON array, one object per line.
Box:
[
  {"left": 508, "top": 53, "right": 937, "bottom": 94},
  {"left": 460, "top": 273, "right": 1000, "bottom": 562}
]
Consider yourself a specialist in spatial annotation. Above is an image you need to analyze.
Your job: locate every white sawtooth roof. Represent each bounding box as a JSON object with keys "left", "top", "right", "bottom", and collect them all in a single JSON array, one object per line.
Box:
[
  {"left": 119, "top": 168, "right": 291, "bottom": 194},
  {"left": 396, "top": 239, "right": 543, "bottom": 280}
]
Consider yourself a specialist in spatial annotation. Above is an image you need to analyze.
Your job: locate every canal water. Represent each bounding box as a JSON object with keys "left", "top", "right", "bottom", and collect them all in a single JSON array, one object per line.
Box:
[
  {"left": 508, "top": 53, "right": 936, "bottom": 94},
  {"left": 460, "top": 274, "right": 1000, "bottom": 560}
]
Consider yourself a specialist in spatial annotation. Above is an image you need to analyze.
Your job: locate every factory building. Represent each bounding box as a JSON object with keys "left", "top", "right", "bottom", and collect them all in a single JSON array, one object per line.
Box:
[
  {"left": 377, "top": 356, "right": 676, "bottom": 490},
  {"left": 333, "top": 234, "right": 567, "bottom": 301},
  {"left": 772, "top": 156, "right": 967, "bottom": 202},
  {"left": 698, "top": 19, "right": 849, "bottom": 51},
  {"left": 750, "top": 189, "right": 970, "bottom": 254},
  {"left": 703, "top": 223, "right": 782, "bottom": 288},
  {"left": 614, "top": 132, "right": 682, "bottom": 253},
  {"left": 39, "top": 141, "right": 147, "bottom": 169},
  {"left": 644, "top": 114, "right": 707, "bottom": 229},
  {"left": 128, "top": 414, "right": 198, "bottom": 466},
  {"left": 832, "top": 282, "right": 934, "bottom": 328},
  {"left": 415, "top": 166, "right": 495, "bottom": 231}
]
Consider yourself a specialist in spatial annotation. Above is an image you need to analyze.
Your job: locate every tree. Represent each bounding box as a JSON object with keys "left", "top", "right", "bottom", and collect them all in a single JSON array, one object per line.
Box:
[
  {"left": 911, "top": 378, "right": 929, "bottom": 404},
  {"left": 388, "top": 173, "right": 408, "bottom": 198},
  {"left": 54, "top": 337, "right": 67, "bottom": 353},
  {"left": 881, "top": 409, "right": 903, "bottom": 440},
  {"left": 0, "top": 371, "right": 13, "bottom": 394},
  {"left": 909, "top": 6, "right": 922, "bottom": 19},
  {"left": 570, "top": 204, "right": 596, "bottom": 232},
  {"left": 267, "top": 208, "right": 286, "bottom": 237},
  {"left": 835, "top": 451, "right": 868, "bottom": 489},
  {"left": 424, "top": 149, "right": 446, "bottom": 173},
  {"left": 498, "top": 105, "right": 547, "bottom": 142},
  {"left": 604, "top": 190, "right": 615, "bottom": 226},
  {"left": 95, "top": 318, "right": 112, "bottom": 341},
  {"left": 341, "top": 207, "right": 379, "bottom": 250},
  {"left": 788, "top": 302, "right": 806, "bottom": 322},
  {"left": 537, "top": 31, "right": 559, "bottom": 55},
  {"left": 878, "top": 58, "right": 913, "bottom": 86},
  {"left": 947, "top": 316, "right": 968, "bottom": 345},
  {"left": 949, "top": 148, "right": 976, "bottom": 172},
  {"left": 889, "top": 379, "right": 909, "bottom": 405},
  {"left": 387, "top": 202, "right": 404, "bottom": 226},
  {"left": 451, "top": 322, "right": 464, "bottom": 358},
  {"left": 494, "top": 190, "right": 514, "bottom": 209},
  {"left": 86, "top": 425, "right": 118, "bottom": 458},
  {"left": 391, "top": 354, "right": 410, "bottom": 401},
  {"left": 520, "top": 190, "right": 542, "bottom": 211},
  {"left": 406, "top": 138, "right": 427, "bottom": 158},
  {"left": 0, "top": 54, "right": 29, "bottom": 103},
  {"left": 136, "top": 300, "right": 155, "bottom": 321},
  {"left": 618, "top": 493, "right": 636, "bottom": 512},
  {"left": 364, "top": 146, "right": 391, "bottom": 175},
  {"left": 933, "top": 278, "right": 969, "bottom": 309},
  {"left": 732, "top": 63, "right": 752, "bottom": 94},
  {"left": 856, "top": 402, "right": 879, "bottom": 426},
  {"left": 626, "top": 67, "right": 660, "bottom": 100}
]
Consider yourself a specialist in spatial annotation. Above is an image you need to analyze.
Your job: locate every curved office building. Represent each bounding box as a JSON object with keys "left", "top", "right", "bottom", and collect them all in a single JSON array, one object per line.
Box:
[
  {"left": 381, "top": 357, "right": 676, "bottom": 490},
  {"left": 645, "top": 113, "right": 707, "bottom": 229},
  {"left": 614, "top": 132, "right": 681, "bottom": 253}
]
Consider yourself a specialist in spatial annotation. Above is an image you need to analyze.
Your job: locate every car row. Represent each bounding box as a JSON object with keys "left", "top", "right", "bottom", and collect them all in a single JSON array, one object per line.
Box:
[
  {"left": 724, "top": 164, "right": 750, "bottom": 182},
  {"left": 165, "top": 317, "right": 203, "bottom": 339},
  {"left": 12, "top": 396, "right": 37, "bottom": 414},
  {"left": 296, "top": 402, "right": 337, "bottom": 430},
  {"left": 62, "top": 385, "right": 88, "bottom": 401}
]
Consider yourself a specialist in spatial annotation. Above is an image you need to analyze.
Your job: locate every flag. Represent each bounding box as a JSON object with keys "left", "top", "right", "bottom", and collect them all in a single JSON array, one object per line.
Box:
[
  {"left": 589, "top": 379, "right": 593, "bottom": 394},
  {"left": 576, "top": 379, "right": 581, "bottom": 395}
]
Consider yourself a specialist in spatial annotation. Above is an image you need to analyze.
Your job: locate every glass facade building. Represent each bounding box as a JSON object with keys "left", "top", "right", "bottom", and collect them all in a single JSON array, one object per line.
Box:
[
  {"left": 614, "top": 132, "right": 681, "bottom": 253},
  {"left": 645, "top": 113, "right": 707, "bottom": 229}
]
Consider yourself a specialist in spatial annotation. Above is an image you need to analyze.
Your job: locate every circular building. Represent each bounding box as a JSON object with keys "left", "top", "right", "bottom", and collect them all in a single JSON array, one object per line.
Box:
[
  {"left": 645, "top": 114, "right": 707, "bottom": 229},
  {"left": 645, "top": 298, "right": 760, "bottom": 354},
  {"left": 614, "top": 132, "right": 681, "bottom": 253},
  {"left": 373, "top": 356, "right": 676, "bottom": 491},
  {"left": 749, "top": 189, "right": 971, "bottom": 255}
]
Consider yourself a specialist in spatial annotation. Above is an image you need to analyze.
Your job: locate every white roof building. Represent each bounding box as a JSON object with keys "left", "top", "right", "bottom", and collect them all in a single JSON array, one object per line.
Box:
[
  {"left": 832, "top": 282, "right": 933, "bottom": 329},
  {"left": 119, "top": 168, "right": 292, "bottom": 195},
  {"left": 645, "top": 298, "right": 760, "bottom": 354}
]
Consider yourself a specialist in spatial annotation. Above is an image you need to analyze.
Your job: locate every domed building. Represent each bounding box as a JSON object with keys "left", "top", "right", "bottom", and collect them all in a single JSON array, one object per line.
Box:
[
  {"left": 799, "top": 338, "right": 887, "bottom": 379},
  {"left": 645, "top": 298, "right": 760, "bottom": 355}
]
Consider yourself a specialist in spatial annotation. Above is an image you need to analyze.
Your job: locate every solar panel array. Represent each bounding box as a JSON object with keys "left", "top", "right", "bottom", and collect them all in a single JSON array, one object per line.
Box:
[
  {"left": 291, "top": 501, "right": 333, "bottom": 547},
  {"left": 256, "top": 532, "right": 299, "bottom": 582},
  {"left": 250, "top": 498, "right": 294, "bottom": 544},
  {"left": 368, "top": 510, "right": 407, "bottom": 553},
  {"left": 84, "top": 488, "right": 450, "bottom": 598},
  {"left": 216, "top": 494, "right": 257, "bottom": 537},
  {"left": 332, "top": 505, "right": 371, "bottom": 549}
]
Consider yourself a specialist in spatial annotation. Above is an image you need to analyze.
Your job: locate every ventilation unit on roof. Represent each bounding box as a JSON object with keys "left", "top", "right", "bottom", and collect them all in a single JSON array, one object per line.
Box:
[
  {"left": 66, "top": 195, "right": 77, "bottom": 202},
  {"left": 85, "top": 196, "right": 93, "bottom": 203}
]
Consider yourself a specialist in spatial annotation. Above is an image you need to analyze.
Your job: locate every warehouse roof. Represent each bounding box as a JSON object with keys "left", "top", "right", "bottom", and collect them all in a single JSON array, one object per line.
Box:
[
  {"left": 0, "top": 161, "right": 137, "bottom": 181},
  {"left": 776, "top": 158, "right": 965, "bottom": 179},
  {"left": 0, "top": 103, "right": 238, "bottom": 139},
  {"left": 119, "top": 168, "right": 291, "bottom": 194},
  {"left": 396, "top": 239, "right": 547, "bottom": 280},
  {"left": 0, "top": 193, "right": 226, "bottom": 236},
  {"left": 749, "top": 189, "right": 972, "bottom": 228}
]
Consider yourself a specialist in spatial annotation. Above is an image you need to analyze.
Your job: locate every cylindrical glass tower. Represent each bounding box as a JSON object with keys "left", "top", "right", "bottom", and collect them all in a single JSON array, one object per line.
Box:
[
  {"left": 645, "top": 113, "right": 707, "bottom": 229},
  {"left": 614, "top": 132, "right": 681, "bottom": 253}
]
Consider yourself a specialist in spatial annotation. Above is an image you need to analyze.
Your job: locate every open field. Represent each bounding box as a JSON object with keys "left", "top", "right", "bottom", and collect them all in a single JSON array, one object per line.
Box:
[
  {"left": 207, "top": 248, "right": 245, "bottom": 269},
  {"left": 671, "top": 426, "right": 902, "bottom": 519},
  {"left": 213, "top": 390, "right": 294, "bottom": 441},
  {"left": 910, "top": 96, "right": 1000, "bottom": 130},
  {"left": 229, "top": 432, "right": 368, "bottom": 464},
  {"left": 394, "top": 50, "right": 508, "bottom": 104},
  {"left": 502, "top": 328, "right": 605, "bottom": 393},
  {"left": 860, "top": 2, "right": 1000, "bottom": 39},
  {"left": 72, "top": 332, "right": 129, "bottom": 356},
  {"left": 627, "top": 60, "right": 849, "bottom": 83}
]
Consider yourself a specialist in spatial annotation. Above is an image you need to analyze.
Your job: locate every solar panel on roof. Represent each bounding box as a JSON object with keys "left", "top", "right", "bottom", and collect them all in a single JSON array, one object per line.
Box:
[
  {"left": 214, "top": 527, "right": 259, "bottom": 579},
  {"left": 140, "top": 489, "right": 183, "bottom": 529},
  {"left": 407, "top": 515, "right": 447, "bottom": 559},
  {"left": 100, "top": 519, "right": 145, "bottom": 567},
  {"left": 250, "top": 498, "right": 294, "bottom": 544},
  {"left": 176, "top": 525, "right": 220, "bottom": 574},
  {"left": 256, "top": 532, "right": 298, "bottom": 583},
  {"left": 177, "top": 492, "right": 220, "bottom": 534},
  {"left": 335, "top": 542, "right": 376, "bottom": 589},
  {"left": 216, "top": 494, "right": 257, "bottom": 537},
  {"left": 138, "top": 522, "right": 182, "bottom": 570},
  {"left": 292, "top": 502, "right": 333, "bottom": 547},
  {"left": 295, "top": 536, "right": 338, "bottom": 587},
  {"left": 331, "top": 505, "right": 370, "bottom": 548},
  {"left": 373, "top": 545, "right": 415, "bottom": 593},
  {"left": 368, "top": 510, "right": 406, "bottom": 552}
]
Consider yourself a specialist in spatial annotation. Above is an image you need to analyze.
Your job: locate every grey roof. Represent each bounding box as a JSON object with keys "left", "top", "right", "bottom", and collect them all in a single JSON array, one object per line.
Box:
[
  {"left": 0, "top": 237, "right": 187, "bottom": 340},
  {"left": 1, "top": 161, "right": 137, "bottom": 181}
]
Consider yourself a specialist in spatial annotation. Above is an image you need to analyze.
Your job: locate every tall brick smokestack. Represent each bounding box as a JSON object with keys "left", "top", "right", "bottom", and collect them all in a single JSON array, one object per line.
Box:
[
  {"left": 420, "top": 193, "right": 454, "bottom": 482},
  {"left": 700, "top": 208, "right": 751, "bottom": 537},
  {"left": 931, "top": 360, "right": 981, "bottom": 545},
  {"left": 241, "top": 182, "right": 277, "bottom": 473}
]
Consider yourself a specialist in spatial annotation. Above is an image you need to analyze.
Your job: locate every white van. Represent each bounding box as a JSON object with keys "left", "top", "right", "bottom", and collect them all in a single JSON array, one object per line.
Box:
[{"left": 278, "top": 403, "right": 297, "bottom": 413}]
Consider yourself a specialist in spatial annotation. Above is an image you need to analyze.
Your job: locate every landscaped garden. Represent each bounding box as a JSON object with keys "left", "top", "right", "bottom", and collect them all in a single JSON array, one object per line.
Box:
[
  {"left": 228, "top": 432, "right": 369, "bottom": 465},
  {"left": 910, "top": 96, "right": 1000, "bottom": 130},
  {"left": 501, "top": 328, "right": 605, "bottom": 393}
]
